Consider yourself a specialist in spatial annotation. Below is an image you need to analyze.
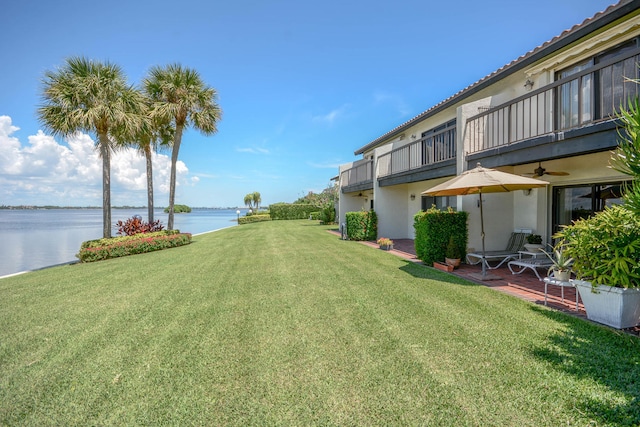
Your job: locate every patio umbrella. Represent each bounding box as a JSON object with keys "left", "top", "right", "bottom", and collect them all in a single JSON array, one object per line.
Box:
[{"left": 422, "top": 162, "right": 549, "bottom": 279}]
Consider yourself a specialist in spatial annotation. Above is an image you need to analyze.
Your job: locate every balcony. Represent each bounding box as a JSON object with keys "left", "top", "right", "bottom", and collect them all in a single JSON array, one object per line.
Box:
[
  {"left": 340, "top": 160, "right": 373, "bottom": 193},
  {"left": 466, "top": 47, "right": 640, "bottom": 155},
  {"left": 377, "top": 125, "right": 457, "bottom": 184}
]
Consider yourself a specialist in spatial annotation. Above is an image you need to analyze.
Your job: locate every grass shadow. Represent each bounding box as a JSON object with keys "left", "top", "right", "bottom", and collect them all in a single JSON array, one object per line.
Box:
[
  {"left": 398, "top": 260, "right": 480, "bottom": 286},
  {"left": 528, "top": 305, "right": 640, "bottom": 424}
]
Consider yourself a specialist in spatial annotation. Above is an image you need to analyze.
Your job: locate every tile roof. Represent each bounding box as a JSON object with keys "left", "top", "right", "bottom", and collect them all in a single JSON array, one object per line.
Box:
[{"left": 355, "top": 0, "right": 637, "bottom": 155}]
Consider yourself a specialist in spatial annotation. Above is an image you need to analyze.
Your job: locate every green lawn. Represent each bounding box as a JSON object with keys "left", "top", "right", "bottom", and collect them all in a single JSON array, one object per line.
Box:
[{"left": 1, "top": 220, "right": 639, "bottom": 426}]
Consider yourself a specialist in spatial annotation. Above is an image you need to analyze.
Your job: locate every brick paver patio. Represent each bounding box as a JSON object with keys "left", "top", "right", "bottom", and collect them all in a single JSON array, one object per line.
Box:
[{"left": 330, "top": 232, "right": 586, "bottom": 317}]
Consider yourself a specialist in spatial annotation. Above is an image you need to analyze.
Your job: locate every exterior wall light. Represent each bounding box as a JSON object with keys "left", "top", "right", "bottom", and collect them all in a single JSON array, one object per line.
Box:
[
  {"left": 524, "top": 79, "right": 534, "bottom": 91},
  {"left": 410, "top": 194, "right": 416, "bottom": 201}
]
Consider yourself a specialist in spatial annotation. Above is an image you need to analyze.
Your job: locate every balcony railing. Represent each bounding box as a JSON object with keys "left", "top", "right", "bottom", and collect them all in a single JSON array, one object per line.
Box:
[
  {"left": 340, "top": 160, "right": 373, "bottom": 188},
  {"left": 378, "top": 126, "right": 456, "bottom": 178},
  {"left": 466, "top": 47, "right": 640, "bottom": 154}
]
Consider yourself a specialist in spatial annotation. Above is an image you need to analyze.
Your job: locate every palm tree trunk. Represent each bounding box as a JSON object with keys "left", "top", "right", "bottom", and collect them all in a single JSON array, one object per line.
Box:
[
  {"left": 167, "top": 124, "right": 183, "bottom": 230},
  {"left": 99, "top": 135, "right": 112, "bottom": 238},
  {"left": 144, "top": 145, "right": 154, "bottom": 223}
]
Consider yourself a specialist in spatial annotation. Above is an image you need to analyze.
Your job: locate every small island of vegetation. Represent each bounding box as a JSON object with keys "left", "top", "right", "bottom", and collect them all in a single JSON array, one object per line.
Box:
[{"left": 164, "top": 204, "right": 191, "bottom": 213}]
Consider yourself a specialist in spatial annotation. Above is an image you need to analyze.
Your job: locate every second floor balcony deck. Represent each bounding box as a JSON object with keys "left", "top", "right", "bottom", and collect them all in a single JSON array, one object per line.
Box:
[
  {"left": 465, "top": 46, "right": 640, "bottom": 156},
  {"left": 340, "top": 160, "right": 373, "bottom": 192},
  {"left": 377, "top": 123, "right": 457, "bottom": 184}
]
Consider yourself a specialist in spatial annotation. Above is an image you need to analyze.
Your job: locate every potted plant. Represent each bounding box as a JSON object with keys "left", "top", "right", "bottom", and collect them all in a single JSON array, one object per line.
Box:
[
  {"left": 540, "top": 240, "right": 573, "bottom": 282},
  {"left": 524, "top": 234, "right": 544, "bottom": 252},
  {"left": 556, "top": 205, "right": 640, "bottom": 329},
  {"left": 445, "top": 235, "right": 462, "bottom": 268},
  {"left": 377, "top": 237, "right": 394, "bottom": 251},
  {"left": 555, "top": 99, "right": 640, "bottom": 329}
]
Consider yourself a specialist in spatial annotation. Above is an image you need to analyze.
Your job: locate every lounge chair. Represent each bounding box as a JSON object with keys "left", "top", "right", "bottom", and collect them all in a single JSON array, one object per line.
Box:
[
  {"left": 465, "top": 230, "right": 531, "bottom": 270},
  {"left": 507, "top": 257, "right": 554, "bottom": 280}
]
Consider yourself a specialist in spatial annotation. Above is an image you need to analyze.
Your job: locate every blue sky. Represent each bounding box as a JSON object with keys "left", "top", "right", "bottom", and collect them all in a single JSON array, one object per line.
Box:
[{"left": 0, "top": 0, "right": 615, "bottom": 208}]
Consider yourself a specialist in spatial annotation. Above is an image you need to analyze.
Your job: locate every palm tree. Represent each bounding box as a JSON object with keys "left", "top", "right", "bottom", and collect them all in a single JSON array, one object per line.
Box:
[
  {"left": 132, "top": 113, "right": 174, "bottom": 224},
  {"left": 244, "top": 193, "right": 254, "bottom": 210},
  {"left": 38, "top": 57, "right": 146, "bottom": 238},
  {"left": 143, "top": 64, "right": 222, "bottom": 230},
  {"left": 252, "top": 191, "right": 261, "bottom": 211}
]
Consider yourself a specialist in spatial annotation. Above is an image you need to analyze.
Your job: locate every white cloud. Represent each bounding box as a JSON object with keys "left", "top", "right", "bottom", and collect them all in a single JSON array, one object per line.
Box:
[
  {"left": 311, "top": 104, "right": 349, "bottom": 125},
  {"left": 236, "top": 146, "right": 270, "bottom": 154},
  {"left": 0, "top": 115, "right": 192, "bottom": 206}
]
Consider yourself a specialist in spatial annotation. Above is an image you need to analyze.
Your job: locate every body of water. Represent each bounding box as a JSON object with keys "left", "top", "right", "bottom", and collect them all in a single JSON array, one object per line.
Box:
[{"left": 0, "top": 208, "right": 243, "bottom": 277}]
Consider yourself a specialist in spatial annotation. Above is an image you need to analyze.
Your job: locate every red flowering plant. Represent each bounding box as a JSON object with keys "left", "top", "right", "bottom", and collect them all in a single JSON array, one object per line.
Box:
[{"left": 116, "top": 215, "right": 164, "bottom": 236}]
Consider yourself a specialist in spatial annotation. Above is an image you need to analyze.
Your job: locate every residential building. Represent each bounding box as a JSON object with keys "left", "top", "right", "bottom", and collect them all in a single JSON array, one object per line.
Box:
[{"left": 337, "top": 0, "right": 639, "bottom": 253}]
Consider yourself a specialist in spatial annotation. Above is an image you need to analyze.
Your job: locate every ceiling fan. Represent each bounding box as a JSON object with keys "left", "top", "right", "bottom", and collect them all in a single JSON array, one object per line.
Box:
[{"left": 525, "top": 162, "right": 570, "bottom": 177}]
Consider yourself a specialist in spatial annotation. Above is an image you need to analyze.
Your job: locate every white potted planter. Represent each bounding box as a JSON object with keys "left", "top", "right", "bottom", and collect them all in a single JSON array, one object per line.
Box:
[
  {"left": 574, "top": 280, "right": 640, "bottom": 329},
  {"left": 552, "top": 269, "right": 571, "bottom": 282},
  {"left": 523, "top": 243, "right": 544, "bottom": 252}
]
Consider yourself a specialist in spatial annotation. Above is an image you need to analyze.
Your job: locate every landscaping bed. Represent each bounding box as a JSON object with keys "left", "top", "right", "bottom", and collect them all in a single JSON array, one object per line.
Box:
[{"left": 77, "top": 230, "right": 192, "bottom": 262}]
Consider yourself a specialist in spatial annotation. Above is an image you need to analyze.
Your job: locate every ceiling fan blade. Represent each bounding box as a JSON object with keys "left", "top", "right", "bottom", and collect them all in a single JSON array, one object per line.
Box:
[{"left": 545, "top": 171, "right": 570, "bottom": 176}]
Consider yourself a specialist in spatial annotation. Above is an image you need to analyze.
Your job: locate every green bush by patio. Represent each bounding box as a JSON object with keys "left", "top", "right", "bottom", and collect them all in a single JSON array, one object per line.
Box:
[
  {"left": 1, "top": 220, "right": 638, "bottom": 425},
  {"left": 414, "top": 206, "right": 468, "bottom": 264},
  {"left": 345, "top": 209, "right": 377, "bottom": 240}
]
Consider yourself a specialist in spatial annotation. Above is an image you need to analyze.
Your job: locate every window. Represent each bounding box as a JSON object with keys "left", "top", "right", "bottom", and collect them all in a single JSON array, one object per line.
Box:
[
  {"left": 556, "top": 39, "right": 639, "bottom": 130},
  {"left": 595, "top": 40, "right": 639, "bottom": 118},
  {"left": 557, "top": 59, "right": 593, "bottom": 129},
  {"left": 552, "top": 181, "right": 628, "bottom": 234},
  {"left": 421, "top": 119, "right": 456, "bottom": 165},
  {"left": 422, "top": 195, "right": 457, "bottom": 211}
]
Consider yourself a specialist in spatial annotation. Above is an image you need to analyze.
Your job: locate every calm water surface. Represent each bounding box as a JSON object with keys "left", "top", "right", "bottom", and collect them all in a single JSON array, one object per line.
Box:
[{"left": 0, "top": 208, "right": 242, "bottom": 277}]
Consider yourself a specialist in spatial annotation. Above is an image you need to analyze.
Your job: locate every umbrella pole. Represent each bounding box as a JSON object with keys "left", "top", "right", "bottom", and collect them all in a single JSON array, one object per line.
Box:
[{"left": 480, "top": 191, "right": 486, "bottom": 277}]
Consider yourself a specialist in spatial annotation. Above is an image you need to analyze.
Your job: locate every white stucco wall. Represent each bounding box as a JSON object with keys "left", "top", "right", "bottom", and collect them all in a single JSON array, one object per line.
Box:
[
  {"left": 375, "top": 183, "right": 408, "bottom": 239},
  {"left": 463, "top": 191, "right": 516, "bottom": 253}
]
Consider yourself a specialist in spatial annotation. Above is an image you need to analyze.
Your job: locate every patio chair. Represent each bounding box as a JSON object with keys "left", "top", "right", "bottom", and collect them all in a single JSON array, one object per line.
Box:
[
  {"left": 465, "top": 230, "right": 531, "bottom": 270},
  {"left": 507, "top": 257, "right": 554, "bottom": 280}
]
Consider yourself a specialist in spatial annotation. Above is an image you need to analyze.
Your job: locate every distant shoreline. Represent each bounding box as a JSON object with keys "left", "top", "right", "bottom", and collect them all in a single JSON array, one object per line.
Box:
[{"left": 0, "top": 206, "right": 243, "bottom": 210}]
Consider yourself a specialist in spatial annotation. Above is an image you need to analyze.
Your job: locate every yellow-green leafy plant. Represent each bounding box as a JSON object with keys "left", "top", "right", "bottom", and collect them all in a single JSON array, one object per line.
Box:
[
  {"left": 540, "top": 240, "right": 573, "bottom": 277},
  {"left": 377, "top": 237, "right": 394, "bottom": 247}
]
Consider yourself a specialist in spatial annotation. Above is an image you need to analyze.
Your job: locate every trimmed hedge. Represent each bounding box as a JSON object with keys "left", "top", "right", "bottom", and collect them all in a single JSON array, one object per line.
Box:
[
  {"left": 319, "top": 205, "right": 336, "bottom": 224},
  {"left": 77, "top": 231, "right": 192, "bottom": 262},
  {"left": 346, "top": 210, "right": 377, "bottom": 241},
  {"left": 269, "top": 203, "right": 317, "bottom": 220},
  {"left": 238, "top": 214, "right": 272, "bottom": 225},
  {"left": 414, "top": 207, "right": 468, "bottom": 265}
]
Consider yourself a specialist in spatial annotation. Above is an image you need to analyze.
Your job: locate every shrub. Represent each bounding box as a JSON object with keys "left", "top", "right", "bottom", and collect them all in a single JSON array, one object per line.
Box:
[
  {"left": 414, "top": 207, "right": 468, "bottom": 264},
  {"left": 116, "top": 216, "right": 164, "bottom": 236},
  {"left": 269, "top": 203, "right": 316, "bottom": 220},
  {"left": 77, "top": 231, "right": 191, "bottom": 262},
  {"left": 555, "top": 205, "right": 640, "bottom": 288},
  {"left": 80, "top": 230, "right": 179, "bottom": 249},
  {"left": 238, "top": 214, "right": 272, "bottom": 225},
  {"left": 345, "top": 210, "right": 377, "bottom": 241},
  {"left": 319, "top": 205, "right": 336, "bottom": 224},
  {"left": 445, "top": 235, "right": 462, "bottom": 259}
]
